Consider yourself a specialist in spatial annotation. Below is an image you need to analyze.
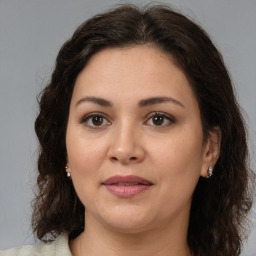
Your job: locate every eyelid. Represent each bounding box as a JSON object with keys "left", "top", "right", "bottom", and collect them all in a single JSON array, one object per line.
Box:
[
  {"left": 80, "top": 112, "right": 111, "bottom": 128},
  {"left": 144, "top": 112, "right": 176, "bottom": 127},
  {"left": 79, "top": 111, "right": 175, "bottom": 129}
]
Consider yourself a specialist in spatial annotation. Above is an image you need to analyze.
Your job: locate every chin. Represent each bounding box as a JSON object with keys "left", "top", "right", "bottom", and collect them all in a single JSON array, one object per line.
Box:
[
  {"left": 96, "top": 206, "right": 155, "bottom": 233},
  {"left": 104, "top": 220, "right": 152, "bottom": 234}
]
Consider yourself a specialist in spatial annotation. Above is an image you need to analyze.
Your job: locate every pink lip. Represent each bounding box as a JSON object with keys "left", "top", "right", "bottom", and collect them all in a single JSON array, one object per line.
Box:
[{"left": 102, "top": 175, "right": 153, "bottom": 198}]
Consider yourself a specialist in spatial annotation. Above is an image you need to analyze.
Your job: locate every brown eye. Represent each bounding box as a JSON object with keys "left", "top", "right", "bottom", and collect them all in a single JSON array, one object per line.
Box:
[
  {"left": 82, "top": 113, "right": 111, "bottom": 128},
  {"left": 92, "top": 116, "right": 104, "bottom": 126},
  {"left": 145, "top": 113, "right": 175, "bottom": 127},
  {"left": 152, "top": 115, "right": 164, "bottom": 126}
]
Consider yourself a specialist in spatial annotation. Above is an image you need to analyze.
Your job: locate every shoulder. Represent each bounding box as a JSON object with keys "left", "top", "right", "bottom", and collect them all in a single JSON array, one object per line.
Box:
[{"left": 0, "top": 234, "right": 72, "bottom": 256}]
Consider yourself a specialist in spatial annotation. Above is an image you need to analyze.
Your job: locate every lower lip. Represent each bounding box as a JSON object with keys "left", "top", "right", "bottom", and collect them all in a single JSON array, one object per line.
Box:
[{"left": 104, "top": 184, "right": 151, "bottom": 198}]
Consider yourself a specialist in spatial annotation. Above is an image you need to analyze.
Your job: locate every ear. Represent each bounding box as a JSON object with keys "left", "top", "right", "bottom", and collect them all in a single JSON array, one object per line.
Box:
[
  {"left": 200, "top": 126, "right": 221, "bottom": 178},
  {"left": 65, "top": 164, "right": 69, "bottom": 174},
  {"left": 65, "top": 157, "right": 70, "bottom": 174}
]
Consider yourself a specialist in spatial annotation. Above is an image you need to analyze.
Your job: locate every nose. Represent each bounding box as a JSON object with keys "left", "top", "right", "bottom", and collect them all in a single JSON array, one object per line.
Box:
[{"left": 107, "top": 122, "right": 145, "bottom": 165}]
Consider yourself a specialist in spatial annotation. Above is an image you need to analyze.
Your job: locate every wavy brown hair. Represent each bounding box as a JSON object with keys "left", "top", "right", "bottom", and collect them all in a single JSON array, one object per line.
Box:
[{"left": 32, "top": 4, "right": 255, "bottom": 256}]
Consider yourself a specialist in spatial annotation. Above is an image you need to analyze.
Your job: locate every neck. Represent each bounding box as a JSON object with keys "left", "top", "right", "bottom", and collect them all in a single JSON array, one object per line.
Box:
[{"left": 70, "top": 213, "right": 192, "bottom": 256}]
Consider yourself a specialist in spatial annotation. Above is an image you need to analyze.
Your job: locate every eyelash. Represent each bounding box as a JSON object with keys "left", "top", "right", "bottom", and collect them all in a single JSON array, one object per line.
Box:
[
  {"left": 144, "top": 112, "right": 175, "bottom": 128},
  {"left": 80, "top": 112, "right": 111, "bottom": 129},
  {"left": 80, "top": 112, "right": 175, "bottom": 129}
]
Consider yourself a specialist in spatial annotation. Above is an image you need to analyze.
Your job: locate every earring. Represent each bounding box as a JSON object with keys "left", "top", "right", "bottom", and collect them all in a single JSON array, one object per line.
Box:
[
  {"left": 207, "top": 165, "right": 213, "bottom": 178},
  {"left": 65, "top": 166, "right": 71, "bottom": 178}
]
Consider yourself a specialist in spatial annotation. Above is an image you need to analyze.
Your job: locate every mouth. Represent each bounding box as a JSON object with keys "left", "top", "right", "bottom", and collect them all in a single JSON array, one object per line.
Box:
[{"left": 102, "top": 175, "right": 153, "bottom": 198}]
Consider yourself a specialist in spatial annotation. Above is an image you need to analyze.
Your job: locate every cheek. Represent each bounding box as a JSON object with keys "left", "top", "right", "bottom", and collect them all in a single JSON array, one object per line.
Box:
[
  {"left": 150, "top": 128, "right": 204, "bottom": 187},
  {"left": 66, "top": 129, "right": 107, "bottom": 171},
  {"left": 65, "top": 130, "right": 109, "bottom": 200},
  {"left": 66, "top": 137, "right": 106, "bottom": 206}
]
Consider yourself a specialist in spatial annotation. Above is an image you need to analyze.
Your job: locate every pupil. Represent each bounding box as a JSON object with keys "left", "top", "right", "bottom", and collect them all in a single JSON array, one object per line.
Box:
[
  {"left": 92, "top": 116, "right": 103, "bottom": 126},
  {"left": 153, "top": 116, "right": 163, "bottom": 125}
]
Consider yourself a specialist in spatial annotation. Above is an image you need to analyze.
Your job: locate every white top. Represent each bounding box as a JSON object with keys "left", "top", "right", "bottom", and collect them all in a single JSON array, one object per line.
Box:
[{"left": 0, "top": 234, "right": 72, "bottom": 256}]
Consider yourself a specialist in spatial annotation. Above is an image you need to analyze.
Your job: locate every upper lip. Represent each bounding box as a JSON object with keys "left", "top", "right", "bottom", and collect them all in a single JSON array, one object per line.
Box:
[{"left": 102, "top": 175, "right": 153, "bottom": 185}]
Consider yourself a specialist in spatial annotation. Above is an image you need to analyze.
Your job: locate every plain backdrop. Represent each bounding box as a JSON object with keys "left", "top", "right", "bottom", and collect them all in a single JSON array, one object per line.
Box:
[{"left": 0, "top": 0, "right": 255, "bottom": 255}]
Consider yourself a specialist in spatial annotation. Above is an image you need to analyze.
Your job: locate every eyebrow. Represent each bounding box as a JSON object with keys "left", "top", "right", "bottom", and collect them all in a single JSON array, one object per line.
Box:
[
  {"left": 75, "top": 96, "right": 184, "bottom": 108},
  {"left": 75, "top": 97, "right": 113, "bottom": 107},
  {"left": 138, "top": 97, "right": 185, "bottom": 108}
]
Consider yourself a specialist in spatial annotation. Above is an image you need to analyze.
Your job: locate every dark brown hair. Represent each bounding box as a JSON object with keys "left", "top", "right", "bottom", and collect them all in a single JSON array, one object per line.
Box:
[{"left": 33, "top": 4, "right": 255, "bottom": 256}]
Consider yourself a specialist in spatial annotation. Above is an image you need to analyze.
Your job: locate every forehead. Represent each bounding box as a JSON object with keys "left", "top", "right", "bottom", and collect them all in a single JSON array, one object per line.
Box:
[{"left": 71, "top": 45, "right": 197, "bottom": 108}]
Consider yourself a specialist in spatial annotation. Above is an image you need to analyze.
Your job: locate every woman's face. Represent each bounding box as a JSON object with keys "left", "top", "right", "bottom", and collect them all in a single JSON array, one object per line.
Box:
[{"left": 66, "top": 46, "right": 216, "bottom": 233}]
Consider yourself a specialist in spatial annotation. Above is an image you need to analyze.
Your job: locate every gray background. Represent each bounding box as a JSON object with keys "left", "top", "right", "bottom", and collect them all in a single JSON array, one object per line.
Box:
[{"left": 0, "top": 0, "right": 255, "bottom": 255}]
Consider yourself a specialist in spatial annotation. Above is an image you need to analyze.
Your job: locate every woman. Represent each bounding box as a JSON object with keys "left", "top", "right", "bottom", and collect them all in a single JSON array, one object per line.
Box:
[{"left": 1, "top": 4, "right": 254, "bottom": 256}]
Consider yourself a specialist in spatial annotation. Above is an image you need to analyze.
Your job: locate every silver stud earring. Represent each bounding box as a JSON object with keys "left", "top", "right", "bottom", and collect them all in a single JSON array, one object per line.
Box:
[
  {"left": 207, "top": 165, "right": 213, "bottom": 178},
  {"left": 65, "top": 166, "right": 71, "bottom": 178}
]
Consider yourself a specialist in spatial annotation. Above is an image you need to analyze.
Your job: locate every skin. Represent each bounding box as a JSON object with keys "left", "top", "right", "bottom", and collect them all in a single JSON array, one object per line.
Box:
[{"left": 66, "top": 45, "right": 220, "bottom": 256}]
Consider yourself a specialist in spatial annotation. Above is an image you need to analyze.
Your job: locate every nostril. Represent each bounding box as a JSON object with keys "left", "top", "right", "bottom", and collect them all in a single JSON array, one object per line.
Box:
[
  {"left": 111, "top": 156, "right": 118, "bottom": 161},
  {"left": 110, "top": 156, "right": 137, "bottom": 162}
]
